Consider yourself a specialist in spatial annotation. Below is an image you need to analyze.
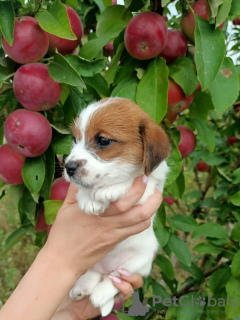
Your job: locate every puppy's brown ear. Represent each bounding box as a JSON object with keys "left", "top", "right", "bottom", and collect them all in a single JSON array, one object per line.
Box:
[{"left": 139, "top": 120, "right": 171, "bottom": 175}]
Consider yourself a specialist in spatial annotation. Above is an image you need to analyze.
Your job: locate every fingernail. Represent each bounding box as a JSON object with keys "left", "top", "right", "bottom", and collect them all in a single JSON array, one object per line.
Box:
[
  {"left": 118, "top": 268, "right": 131, "bottom": 277},
  {"left": 143, "top": 175, "right": 148, "bottom": 184},
  {"left": 109, "top": 276, "right": 122, "bottom": 284},
  {"left": 155, "top": 185, "right": 160, "bottom": 191}
]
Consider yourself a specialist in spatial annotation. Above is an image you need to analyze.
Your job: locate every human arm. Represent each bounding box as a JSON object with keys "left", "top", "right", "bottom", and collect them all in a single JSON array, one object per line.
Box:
[{"left": 0, "top": 176, "right": 162, "bottom": 320}]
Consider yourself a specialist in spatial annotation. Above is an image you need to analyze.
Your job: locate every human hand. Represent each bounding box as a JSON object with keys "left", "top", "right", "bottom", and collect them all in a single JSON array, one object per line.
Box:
[
  {"left": 43, "top": 175, "right": 162, "bottom": 278},
  {"left": 52, "top": 272, "right": 143, "bottom": 320}
]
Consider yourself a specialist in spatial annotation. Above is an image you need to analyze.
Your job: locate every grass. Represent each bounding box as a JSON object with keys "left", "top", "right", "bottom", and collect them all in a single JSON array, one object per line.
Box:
[{"left": 0, "top": 186, "right": 39, "bottom": 306}]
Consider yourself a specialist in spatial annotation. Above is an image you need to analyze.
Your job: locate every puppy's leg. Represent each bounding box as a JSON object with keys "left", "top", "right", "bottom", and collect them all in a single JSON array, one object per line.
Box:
[
  {"left": 93, "top": 180, "right": 133, "bottom": 203},
  {"left": 77, "top": 189, "right": 109, "bottom": 215},
  {"left": 69, "top": 270, "right": 102, "bottom": 300},
  {"left": 90, "top": 273, "right": 119, "bottom": 317}
]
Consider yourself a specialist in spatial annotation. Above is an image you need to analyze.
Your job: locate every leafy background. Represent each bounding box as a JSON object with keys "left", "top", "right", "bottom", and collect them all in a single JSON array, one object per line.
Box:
[{"left": 0, "top": 0, "right": 240, "bottom": 319}]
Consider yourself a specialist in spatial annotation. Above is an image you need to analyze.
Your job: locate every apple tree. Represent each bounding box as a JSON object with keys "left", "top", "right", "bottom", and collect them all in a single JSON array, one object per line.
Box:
[{"left": 0, "top": 0, "right": 240, "bottom": 318}]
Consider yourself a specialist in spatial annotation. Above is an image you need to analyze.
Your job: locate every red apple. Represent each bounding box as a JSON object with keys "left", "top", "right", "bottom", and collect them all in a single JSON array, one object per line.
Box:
[
  {"left": 4, "top": 109, "right": 52, "bottom": 157},
  {"left": 35, "top": 207, "right": 48, "bottom": 232},
  {"left": 160, "top": 29, "right": 187, "bottom": 64},
  {"left": 168, "top": 78, "right": 185, "bottom": 111},
  {"left": 2, "top": 16, "right": 49, "bottom": 64},
  {"left": 227, "top": 137, "right": 239, "bottom": 145},
  {"left": 48, "top": 5, "right": 83, "bottom": 55},
  {"left": 112, "top": 301, "right": 124, "bottom": 310},
  {"left": 103, "top": 42, "right": 114, "bottom": 57},
  {"left": 163, "top": 196, "right": 174, "bottom": 205},
  {"left": 177, "top": 125, "right": 196, "bottom": 158},
  {"left": 0, "top": 144, "right": 25, "bottom": 185},
  {"left": 50, "top": 178, "right": 70, "bottom": 201},
  {"left": 233, "top": 17, "right": 240, "bottom": 25},
  {"left": 112, "top": 0, "right": 117, "bottom": 4},
  {"left": 13, "top": 63, "right": 62, "bottom": 111},
  {"left": 196, "top": 161, "right": 210, "bottom": 172},
  {"left": 180, "top": 0, "right": 225, "bottom": 44},
  {"left": 124, "top": 12, "right": 168, "bottom": 60},
  {"left": 165, "top": 110, "right": 178, "bottom": 123}
]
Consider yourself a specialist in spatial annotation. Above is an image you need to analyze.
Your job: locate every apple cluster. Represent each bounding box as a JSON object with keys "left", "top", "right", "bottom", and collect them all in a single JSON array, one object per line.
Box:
[{"left": 0, "top": 5, "right": 82, "bottom": 186}]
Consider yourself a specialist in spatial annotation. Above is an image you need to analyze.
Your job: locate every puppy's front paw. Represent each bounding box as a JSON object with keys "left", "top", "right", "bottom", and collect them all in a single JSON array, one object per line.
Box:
[
  {"left": 93, "top": 182, "right": 132, "bottom": 203},
  {"left": 90, "top": 277, "right": 118, "bottom": 316},
  {"left": 78, "top": 198, "right": 108, "bottom": 215},
  {"left": 70, "top": 271, "right": 102, "bottom": 300}
]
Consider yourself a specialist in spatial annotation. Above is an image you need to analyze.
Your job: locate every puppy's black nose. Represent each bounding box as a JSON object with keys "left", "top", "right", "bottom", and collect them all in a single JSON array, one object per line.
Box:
[{"left": 65, "top": 161, "right": 79, "bottom": 177}]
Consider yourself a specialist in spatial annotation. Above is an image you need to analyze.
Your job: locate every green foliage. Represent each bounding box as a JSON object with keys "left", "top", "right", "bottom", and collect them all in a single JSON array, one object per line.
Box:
[{"left": 0, "top": 0, "right": 240, "bottom": 318}]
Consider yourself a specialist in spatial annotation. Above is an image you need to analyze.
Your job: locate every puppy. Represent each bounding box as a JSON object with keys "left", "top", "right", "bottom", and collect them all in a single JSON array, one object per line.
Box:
[{"left": 64, "top": 97, "right": 171, "bottom": 316}]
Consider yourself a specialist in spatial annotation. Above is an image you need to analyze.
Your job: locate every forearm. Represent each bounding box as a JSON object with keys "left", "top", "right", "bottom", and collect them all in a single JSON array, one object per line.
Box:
[{"left": 0, "top": 247, "right": 83, "bottom": 320}]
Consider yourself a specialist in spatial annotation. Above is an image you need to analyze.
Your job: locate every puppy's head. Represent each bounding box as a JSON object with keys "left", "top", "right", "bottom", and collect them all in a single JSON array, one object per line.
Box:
[{"left": 65, "top": 98, "right": 171, "bottom": 189}]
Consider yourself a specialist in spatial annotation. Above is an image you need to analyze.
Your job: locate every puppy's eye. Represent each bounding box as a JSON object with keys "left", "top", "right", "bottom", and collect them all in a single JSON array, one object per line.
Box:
[{"left": 97, "top": 136, "right": 113, "bottom": 148}]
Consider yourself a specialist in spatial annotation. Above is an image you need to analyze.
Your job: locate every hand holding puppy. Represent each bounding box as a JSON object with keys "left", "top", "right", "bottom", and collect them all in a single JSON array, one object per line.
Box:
[{"left": 45, "top": 175, "right": 162, "bottom": 278}]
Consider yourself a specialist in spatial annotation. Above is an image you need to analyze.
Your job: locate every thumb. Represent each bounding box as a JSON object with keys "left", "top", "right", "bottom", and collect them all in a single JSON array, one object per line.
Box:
[{"left": 63, "top": 183, "right": 78, "bottom": 205}]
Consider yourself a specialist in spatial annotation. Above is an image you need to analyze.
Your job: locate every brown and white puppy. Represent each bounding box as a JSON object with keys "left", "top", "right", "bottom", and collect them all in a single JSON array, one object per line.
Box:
[{"left": 65, "top": 97, "right": 171, "bottom": 316}]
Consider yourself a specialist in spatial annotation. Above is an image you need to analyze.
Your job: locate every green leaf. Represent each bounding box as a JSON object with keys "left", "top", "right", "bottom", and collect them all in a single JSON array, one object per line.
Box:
[
  {"left": 84, "top": 73, "right": 110, "bottom": 97},
  {"left": 208, "top": 0, "right": 223, "bottom": 17},
  {"left": 210, "top": 267, "right": 231, "bottom": 294},
  {"left": 189, "top": 91, "right": 214, "bottom": 121},
  {"left": 22, "top": 157, "right": 45, "bottom": 195},
  {"left": 111, "top": 76, "right": 138, "bottom": 101},
  {"left": 180, "top": 262, "right": 204, "bottom": 284},
  {"left": 192, "top": 223, "right": 229, "bottom": 239},
  {"left": 216, "top": 0, "right": 231, "bottom": 27},
  {"left": 49, "top": 53, "right": 86, "bottom": 89},
  {"left": 96, "top": 5, "right": 131, "bottom": 37},
  {"left": 232, "top": 251, "right": 240, "bottom": 279},
  {"left": 125, "top": 0, "right": 146, "bottom": 11},
  {"left": 80, "top": 9, "right": 128, "bottom": 61},
  {"left": 193, "top": 242, "right": 223, "bottom": 254},
  {"left": 136, "top": 58, "right": 168, "bottom": 123},
  {"left": 43, "top": 200, "right": 63, "bottom": 225},
  {"left": 105, "top": 42, "right": 125, "bottom": 84},
  {"left": 63, "top": 86, "right": 87, "bottom": 126},
  {"left": 65, "top": 55, "right": 106, "bottom": 77},
  {"left": 154, "top": 206, "right": 169, "bottom": 247},
  {"left": 3, "top": 225, "right": 32, "bottom": 253},
  {"left": 195, "top": 16, "right": 225, "bottom": 90},
  {"left": 225, "top": 277, "right": 240, "bottom": 317},
  {"left": 209, "top": 58, "right": 239, "bottom": 114},
  {"left": 168, "top": 57, "right": 198, "bottom": 96},
  {"left": 202, "top": 153, "right": 226, "bottom": 165},
  {"left": 230, "top": 0, "right": 240, "bottom": 15},
  {"left": 233, "top": 168, "right": 240, "bottom": 185},
  {"left": 94, "top": 0, "right": 105, "bottom": 12},
  {"left": 170, "top": 215, "right": 198, "bottom": 232},
  {"left": 155, "top": 254, "right": 174, "bottom": 280},
  {"left": 36, "top": 0, "right": 76, "bottom": 40},
  {"left": 231, "top": 222, "right": 240, "bottom": 242},
  {"left": 40, "top": 146, "right": 55, "bottom": 200},
  {"left": 151, "top": 280, "right": 171, "bottom": 300},
  {"left": 166, "top": 141, "right": 182, "bottom": 188},
  {"left": 18, "top": 187, "right": 36, "bottom": 225},
  {"left": 168, "top": 234, "right": 191, "bottom": 266},
  {"left": 0, "top": 1, "right": 14, "bottom": 46},
  {"left": 0, "top": 88, "right": 18, "bottom": 116},
  {"left": 177, "top": 292, "right": 205, "bottom": 320},
  {"left": 175, "top": 170, "right": 185, "bottom": 198},
  {"left": 191, "top": 117, "right": 215, "bottom": 152},
  {"left": 230, "top": 192, "right": 240, "bottom": 206},
  {"left": 52, "top": 134, "right": 73, "bottom": 155}
]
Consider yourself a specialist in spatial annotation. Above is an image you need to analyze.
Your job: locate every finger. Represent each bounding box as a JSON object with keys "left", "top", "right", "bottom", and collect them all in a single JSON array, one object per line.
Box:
[
  {"left": 63, "top": 183, "right": 78, "bottom": 205},
  {"left": 106, "top": 188, "right": 163, "bottom": 229},
  {"left": 109, "top": 277, "right": 134, "bottom": 302},
  {"left": 102, "top": 175, "right": 148, "bottom": 216},
  {"left": 117, "top": 271, "right": 144, "bottom": 290}
]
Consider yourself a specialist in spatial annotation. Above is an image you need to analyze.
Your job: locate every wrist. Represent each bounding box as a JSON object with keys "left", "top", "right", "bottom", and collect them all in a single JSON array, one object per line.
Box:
[{"left": 40, "top": 243, "right": 86, "bottom": 281}]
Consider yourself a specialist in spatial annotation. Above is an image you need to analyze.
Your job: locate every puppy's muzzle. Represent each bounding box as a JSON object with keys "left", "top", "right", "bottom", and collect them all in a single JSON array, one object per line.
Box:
[{"left": 65, "top": 161, "right": 79, "bottom": 177}]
